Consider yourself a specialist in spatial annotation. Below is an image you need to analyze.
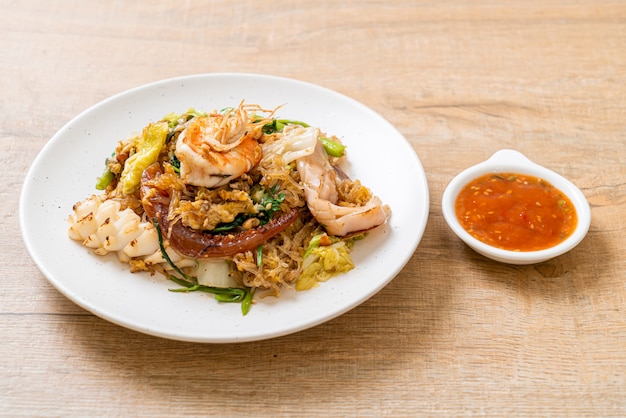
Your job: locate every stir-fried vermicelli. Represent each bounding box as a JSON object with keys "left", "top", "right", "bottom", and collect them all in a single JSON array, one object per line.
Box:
[{"left": 68, "top": 102, "right": 390, "bottom": 313}]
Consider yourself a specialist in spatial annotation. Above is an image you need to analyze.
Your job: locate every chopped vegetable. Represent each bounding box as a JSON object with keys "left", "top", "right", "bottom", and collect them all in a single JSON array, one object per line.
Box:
[
  {"left": 211, "top": 185, "right": 286, "bottom": 233},
  {"left": 95, "top": 152, "right": 117, "bottom": 190},
  {"left": 95, "top": 168, "right": 115, "bottom": 190},
  {"left": 241, "top": 287, "right": 255, "bottom": 316},
  {"left": 296, "top": 240, "right": 355, "bottom": 291},
  {"left": 257, "top": 185, "right": 285, "bottom": 222},
  {"left": 256, "top": 245, "right": 263, "bottom": 267},
  {"left": 263, "top": 118, "right": 310, "bottom": 134},
  {"left": 153, "top": 220, "right": 253, "bottom": 313},
  {"left": 319, "top": 136, "right": 346, "bottom": 157},
  {"left": 119, "top": 121, "right": 169, "bottom": 194},
  {"left": 170, "top": 154, "right": 181, "bottom": 173},
  {"left": 263, "top": 119, "right": 345, "bottom": 158},
  {"left": 162, "top": 108, "right": 205, "bottom": 128},
  {"left": 261, "top": 125, "right": 318, "bottom": 164},
  {"left": 197, "top": 259, "right": 238, "bottom": 288},
  {"left": 303, "top": 232, "right": 334, "bottom": 258}
]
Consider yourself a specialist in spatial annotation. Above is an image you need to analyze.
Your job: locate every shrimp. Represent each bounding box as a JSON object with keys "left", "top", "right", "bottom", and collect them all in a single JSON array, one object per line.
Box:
[
  {"left": 175, "top": 101, "right": 277, "bottom": 188},
  {"left": 296, "top": 140, "right": 390, "bottom": 236}
]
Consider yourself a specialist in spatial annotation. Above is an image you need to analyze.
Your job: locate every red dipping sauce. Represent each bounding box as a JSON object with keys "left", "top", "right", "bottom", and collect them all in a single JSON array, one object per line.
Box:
[{"left": 455, "top": 173, "right": 578, "bottom": 252}]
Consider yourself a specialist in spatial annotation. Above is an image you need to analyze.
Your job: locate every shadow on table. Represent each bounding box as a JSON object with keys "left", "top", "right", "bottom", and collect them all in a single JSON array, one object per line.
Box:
[
  {"left": 56, "top": 220, "right": 610, "bottom": 411},
  {"left": 58, "top": 221, "right": 456, "bottom": 410}
]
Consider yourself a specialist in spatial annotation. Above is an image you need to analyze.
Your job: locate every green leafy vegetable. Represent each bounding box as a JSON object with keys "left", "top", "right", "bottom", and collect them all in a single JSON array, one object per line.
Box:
[
  {"left": 119, "top": 122, "right": 169, "bottom": 194},
  {"left": 303, "top": 233, "right": 334, "bottom": 258},
  {"left": 258, "top": 185, "right": 285, "bottom": 223},
  {"left": 152, "top": 219, "right": 253, "bottom": 314},
  {"left": 171, "top": 154, "right": 181, "bottom": 173},
  {"left": 296, "top": 233, "right": 361, "bottom": 291},
  {"left": 211, "top": 216, "right": 246, "bottom": 233},
  {"left": 212, "top": 186, "right": 285, "bottom": 233},
  {"left": 162, "top": 108, "right": 204, "bottom": 128},
  {"left": 296, "top": 241, "right": 355, "bottom": 291}
]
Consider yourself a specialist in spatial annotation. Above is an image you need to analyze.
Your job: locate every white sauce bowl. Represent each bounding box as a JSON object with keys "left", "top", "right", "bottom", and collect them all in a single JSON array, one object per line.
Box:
[{"left": 442, "top": 149, "right": 591, "bottom": 264}]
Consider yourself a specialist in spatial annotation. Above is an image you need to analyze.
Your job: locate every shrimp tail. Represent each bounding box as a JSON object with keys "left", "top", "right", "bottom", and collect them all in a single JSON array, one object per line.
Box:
[{"left": 140, "top": 163, "right": 299, "bottom": 258}]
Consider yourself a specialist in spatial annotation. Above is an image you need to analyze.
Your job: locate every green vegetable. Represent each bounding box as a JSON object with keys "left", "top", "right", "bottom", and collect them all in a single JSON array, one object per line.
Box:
[
  {"left": 319, "top": 136, "right": 346, "bottom": 158},
  {"left": 162, "top": 108, "right": 204, "bottom": 128},
  {"left": 211, "top": 216, "right": 246, "bottom": 233},
  {"left": 303, "top": 234, "right": 323, "bottom": 259},
  {"left": 171, "top": 154, "right": 181, "bottom": 173},
  {"left": 169, "top": 284, "right": 247, "bottom": 303},
  {"left": 95, "top": 168, "right": 115, "bottom": 190},
  {"left": 212, "top": 186, "right": 285, "bottom": 233},
  {"left": 303, "top": 233, "right": 337, "bottom": 258},
  {"left": 263, "top": 119, "right": 310, "bottom": 134},
  {"left": 256, "top": 245, "right": 263, "bottom": 268},
  {"left": 95, "top": 152, "right": 117, "bottom": 190},
  {"left": 153, "top": 219, "right": 253, "bottom": 313},
  {"left": 241, "top": 287, "right": 255, "bottom": 315},
  {"left": 296, "top": 241, "right": 355, "bottom": 291},
  {"left": 257, "top": 185, "right": 285, "bottom": 223},
  {"left": 119, "top": 122, "right": 169, "bottom": 194},
  {"left": 262, "top": 119, "right": 345, "bottom": 157}
]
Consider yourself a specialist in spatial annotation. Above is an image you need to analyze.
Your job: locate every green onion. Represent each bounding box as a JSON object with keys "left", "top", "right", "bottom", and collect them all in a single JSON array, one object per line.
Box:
[
  {"left": 319, "top": 137, "right": 345, "bottom": 157},
  {"left": 169, "top": 284, "right": 247, "bottom": 302},
  {"left": 167, "top": 274, "right": 195, "bottom": 288},
  {"left": 256, "top": 245, "right": 263, "bottom": 268},
  {"left": 152, "top": 219, "right": 253, "bottom": 313},
  {"left": 95, "top": 168, "right": 115, "bottom": 190},
  {"left": 263, "top": 119, "right": 310, "bottom": 133},
  {"left": 276, "top": 119, "right": 309, "bottom": 128},
  {"left": 153, "top": 219, "right": 195, "bottom": 282},
  {"left": 241, "top": 287, "right": 255, "bottom": 316}
]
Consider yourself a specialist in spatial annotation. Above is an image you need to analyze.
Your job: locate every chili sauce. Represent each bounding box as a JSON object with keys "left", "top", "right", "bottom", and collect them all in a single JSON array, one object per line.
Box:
[{"left": 455, "top": 173, "right": 578, "bottom": 251}]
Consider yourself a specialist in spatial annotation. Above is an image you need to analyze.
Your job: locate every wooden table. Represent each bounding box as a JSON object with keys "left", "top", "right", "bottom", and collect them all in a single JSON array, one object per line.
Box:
[{"left": 3, "top": 1, "right": 625, "bottom": 416}]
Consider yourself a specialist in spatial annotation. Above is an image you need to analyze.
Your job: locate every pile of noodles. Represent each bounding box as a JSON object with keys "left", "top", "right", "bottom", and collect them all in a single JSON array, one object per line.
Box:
[{"left": 102, "top": 113, "right": 341, "bottom": 297}]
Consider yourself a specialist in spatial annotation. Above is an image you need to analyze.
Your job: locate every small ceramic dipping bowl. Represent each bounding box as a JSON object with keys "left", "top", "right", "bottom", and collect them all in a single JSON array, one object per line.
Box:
[{"left": 442, "top": 149, "right": 591, "bottom": 264}]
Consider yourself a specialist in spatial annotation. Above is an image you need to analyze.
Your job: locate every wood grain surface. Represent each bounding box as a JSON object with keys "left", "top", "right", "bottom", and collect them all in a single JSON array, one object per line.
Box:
[{"left": 2, "top": 0, "right": 625, "bottom": 416}]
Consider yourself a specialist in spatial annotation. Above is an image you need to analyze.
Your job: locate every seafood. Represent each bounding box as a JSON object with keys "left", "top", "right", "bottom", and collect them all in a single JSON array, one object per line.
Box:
[
  {"left": 175, "top": 102, "right": 276, "bottom": 188},
  {"left": 140, "top": 163, "right": 299, "bottom": 258},
  {"left": 68, "top": 102, "right": 392, "bottom": 308},
  {"left": 67, "top": 194, "right": 195, "bottom": 271},
  {"left": 296, "top": 141, "right": 390, "bottom": 236}
]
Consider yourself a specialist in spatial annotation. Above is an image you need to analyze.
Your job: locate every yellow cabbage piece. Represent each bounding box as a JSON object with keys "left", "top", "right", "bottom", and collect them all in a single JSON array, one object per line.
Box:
[
  {"left": 296, "top": 241, "right": 355, "bottom": 291},
  {"left": 119, "top": 121, "right": 169, "bottom": 194}
]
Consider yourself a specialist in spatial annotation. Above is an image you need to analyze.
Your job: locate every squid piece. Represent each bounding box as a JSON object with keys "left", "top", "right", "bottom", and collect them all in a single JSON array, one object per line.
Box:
[{"left": 296, "top": 140, "right": 390, "bottom": 236}]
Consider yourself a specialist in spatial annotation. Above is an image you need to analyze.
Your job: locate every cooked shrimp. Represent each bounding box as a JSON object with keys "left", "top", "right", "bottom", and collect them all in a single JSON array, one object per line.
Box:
[
  {"left": 296, "top": 140, "right": 390, "bottom": 236},
  {"left": 175, "top": 101, "right": 277, "bottom": 188}
]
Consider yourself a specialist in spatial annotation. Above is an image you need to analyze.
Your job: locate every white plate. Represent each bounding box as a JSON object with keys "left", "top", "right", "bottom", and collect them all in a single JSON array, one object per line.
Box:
[{"left": 19, "top": 73, "right": 429, "bottom": 343}]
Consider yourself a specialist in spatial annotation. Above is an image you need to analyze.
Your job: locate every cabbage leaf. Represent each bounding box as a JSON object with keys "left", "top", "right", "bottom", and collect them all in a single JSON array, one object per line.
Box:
[
  {"left": 296, "top": 241, "right": 355, "bottom": 291},
  {"left": 119, "top": 121, "right": 169, "bottom": 194}
]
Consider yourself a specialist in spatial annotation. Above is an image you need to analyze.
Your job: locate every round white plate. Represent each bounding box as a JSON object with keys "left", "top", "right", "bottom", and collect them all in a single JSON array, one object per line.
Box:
[{"left": 19, "top": 73, "right": 429, "bottom": 343}]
